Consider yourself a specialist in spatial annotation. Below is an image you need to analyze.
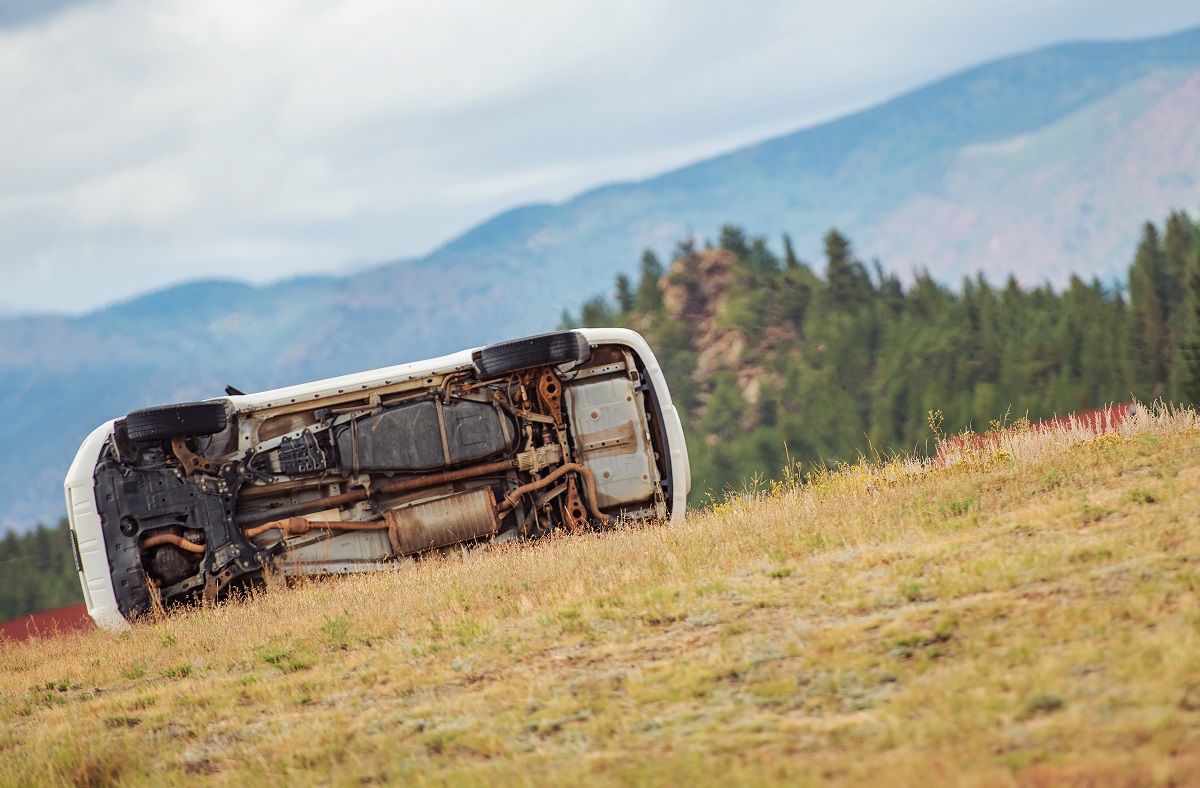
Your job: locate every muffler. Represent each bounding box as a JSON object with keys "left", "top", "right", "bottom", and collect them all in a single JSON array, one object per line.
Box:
[{"left": 384, "top": 487, "right": 499, "bottom": 555}]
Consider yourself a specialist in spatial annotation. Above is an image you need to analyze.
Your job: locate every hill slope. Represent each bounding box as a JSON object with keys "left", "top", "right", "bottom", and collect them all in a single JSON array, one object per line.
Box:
[
  {"left": 2, "top": 408, "right": 1199, "bottom": 783},
  {"left": 4, "top": 26, "right": 1200, "bottom": 531}
]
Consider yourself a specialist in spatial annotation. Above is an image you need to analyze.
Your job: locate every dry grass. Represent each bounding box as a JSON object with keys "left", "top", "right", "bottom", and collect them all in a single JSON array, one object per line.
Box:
[{"left": 3, "top": 404, "right": 1200, "bottom": 785}]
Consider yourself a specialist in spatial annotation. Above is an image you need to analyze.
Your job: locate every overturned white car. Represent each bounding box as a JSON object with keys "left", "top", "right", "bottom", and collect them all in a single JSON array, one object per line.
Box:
[{"left": 65, "top": 328, "right": 689, "bottom": 629}]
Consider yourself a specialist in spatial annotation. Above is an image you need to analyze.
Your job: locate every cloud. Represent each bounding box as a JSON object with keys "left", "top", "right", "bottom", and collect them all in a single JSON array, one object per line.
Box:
[
  {"left": 0, "top": 0, "right": 102, "bottom": 29},
  {"left": 1, "top": 0, "right": 1198, "bottom": 314}
]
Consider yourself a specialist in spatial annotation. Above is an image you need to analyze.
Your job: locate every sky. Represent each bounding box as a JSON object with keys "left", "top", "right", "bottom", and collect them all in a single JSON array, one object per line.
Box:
[{"left": 2, "top": 0, "right": 1199, "bottom": 315}]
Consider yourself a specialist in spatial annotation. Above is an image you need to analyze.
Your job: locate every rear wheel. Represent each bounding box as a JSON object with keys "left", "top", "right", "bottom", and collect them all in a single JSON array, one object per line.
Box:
[
  {"left": 474, "top": 331, "right": 591, "bottom": 379},
  {"left": 124, "top": 402, "right": 228, "bottom": 441}
]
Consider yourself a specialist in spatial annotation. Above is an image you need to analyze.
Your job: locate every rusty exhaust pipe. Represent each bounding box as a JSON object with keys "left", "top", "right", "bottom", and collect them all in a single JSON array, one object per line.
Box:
[
  {"left": 140, "top": 533, "right": 206, "bottom": 554},
  {"left": 237, "top": 458, "right": 519, "bottom": 528},
  {"left": 497, "top": 463, "right": 610, "bottom": 524}
]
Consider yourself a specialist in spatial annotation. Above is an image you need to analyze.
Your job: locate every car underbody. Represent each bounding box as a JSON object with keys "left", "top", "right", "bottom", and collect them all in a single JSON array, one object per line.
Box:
[{"left": 71, "top": 330, "right": 686, "bottom": 623}]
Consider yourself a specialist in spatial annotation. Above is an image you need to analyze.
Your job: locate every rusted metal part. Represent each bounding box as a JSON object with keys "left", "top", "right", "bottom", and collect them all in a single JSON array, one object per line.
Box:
[
  {"left": 536, "top": 367, "right": 577, "bottom": 477},
  {"left": 492, "top": 386, "right": 554, "bottom": 426},
  {"left": 239, "top": 489, "right": 369, "bottom": 528},
  {"left": 497, "top": 463, "right": 610, "bottom": 524},
  {"left": 515, "top": 374, "right": 533, "bottom": 411},
  {"left": 385, "top": 487, "right": 499, "bottom": 555},
  {"left": 536, "top": 368, "right": 565, "bottom": 430},
  {"left": 170, "top": 436, "right": 216, "bottom": 476},
  {"left": 238, "top": 457, "right": 520, "bottom": 528},
  {"left": 376, "top": 458, "right": 516, "bottom": 496},
  {"left": 433, "top": 397, "right": 453, "bottom": 468},
  {"left": 256, "top": 411, "right": 319, "bottom": 443},
  {"left": 563, "top": 475, "right": 588, "bottom": 531},
  {"left": 515, "top": 443, "right": 562, "bottom": 473},
  {"left": 140, "top": 532, "right": 206, "bottom": 554},
  {"left": 243, "top": 516, "right": 388, "bottom": 539},
  {"left": 493, "top": 399, "right": 514, "bottom": 447},
  {"left": 570, "top": 467, "right": 612, "bottom": 524},
  {"left": 574, "top": 420, "right": 638, "bottom": 459},
  {"left": 238, "top": 478, "right": 321, "bottom": 499},
  {"left": 437, "top": 371, "right": 471, "bottom": 403},
  {"left": 204, "top": 567, "right": 238, "bottom": 602}
]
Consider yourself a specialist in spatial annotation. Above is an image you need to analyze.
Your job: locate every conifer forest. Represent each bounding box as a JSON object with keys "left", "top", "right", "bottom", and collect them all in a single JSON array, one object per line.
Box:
[{"left": 564, "top": 210, "right": 1200, "bottom": 503}]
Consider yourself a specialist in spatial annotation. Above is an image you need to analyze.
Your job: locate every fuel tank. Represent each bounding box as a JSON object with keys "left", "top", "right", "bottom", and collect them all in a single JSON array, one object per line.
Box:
[{"left": 335, "top": 398, "right": 516, "bottom": 473}]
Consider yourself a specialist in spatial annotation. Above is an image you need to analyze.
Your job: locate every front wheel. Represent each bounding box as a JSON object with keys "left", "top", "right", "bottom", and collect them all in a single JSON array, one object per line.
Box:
[{"left": 124, "top": 402, "right": 228, "bottom": 441}]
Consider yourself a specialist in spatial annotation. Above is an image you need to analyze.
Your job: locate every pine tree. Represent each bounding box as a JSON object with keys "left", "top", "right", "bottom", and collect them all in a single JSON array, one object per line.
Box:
[
  {"left": 579, "top": 295, "right": 616, "bottom": 327},
  {"left": 1128, "top": 222, "right": 1169, "bottom": 398},
  {"left": 718, "top": 225, "right": 749, "bottom": 258},
  {"left": 635, "top": 250, "right": 664, "bottom": 313},
  {"left": 749, "top": 237, "right": 780, "bottom": 276},
  {"left": 615, "top": 273, "right": 635, "bottom": 314},
  {"left": 823, "top": 228, "right": 872, "bottom": 307},
  {"left": 782, "top": 233, "right": 801, "bottom": 272},
  {"left": 1163, "top": 210, "right": 1198, "bottom": 398},
  {"left": 1176, "top": 212, "right": 1200, "bottom": 403}
]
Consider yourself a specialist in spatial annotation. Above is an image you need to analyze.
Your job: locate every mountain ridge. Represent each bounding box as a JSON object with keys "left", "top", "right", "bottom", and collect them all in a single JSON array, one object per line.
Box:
[{"left": 3, "top": 24, "right": 1200, "bottom": 531}]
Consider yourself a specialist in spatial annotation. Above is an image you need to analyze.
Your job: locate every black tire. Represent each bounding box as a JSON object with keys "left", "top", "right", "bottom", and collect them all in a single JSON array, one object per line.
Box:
[
  {"left": 474, "top": 331, "right": 592, "bottom": 379},
  {"left": 124, "top": 402, "right": 228, "bottom": 441}
]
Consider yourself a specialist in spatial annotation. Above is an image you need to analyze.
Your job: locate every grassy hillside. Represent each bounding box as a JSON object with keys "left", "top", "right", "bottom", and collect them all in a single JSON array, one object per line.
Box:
[{"left": 2, "top": 407, "right": 1199, "bottom": 784}]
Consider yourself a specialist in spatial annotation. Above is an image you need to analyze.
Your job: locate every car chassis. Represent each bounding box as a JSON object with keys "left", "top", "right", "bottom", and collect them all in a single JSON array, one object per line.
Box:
[{"left": 65, "top": 329, "right": 689, "bottom": 629}]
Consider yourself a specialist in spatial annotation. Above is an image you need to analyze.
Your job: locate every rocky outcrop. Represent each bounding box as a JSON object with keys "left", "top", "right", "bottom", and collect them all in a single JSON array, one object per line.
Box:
[{"left": 659, "top": 249, "right": 794, "bottom": 428}]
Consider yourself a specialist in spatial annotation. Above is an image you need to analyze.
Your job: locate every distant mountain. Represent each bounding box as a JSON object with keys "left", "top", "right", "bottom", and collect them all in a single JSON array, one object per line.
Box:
[
  {"left": 422, "top": 24, "right": 1200, "bottom": 289},
  {"left": 3, "top": 25, "right": 1200, "bottom": 532}
]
